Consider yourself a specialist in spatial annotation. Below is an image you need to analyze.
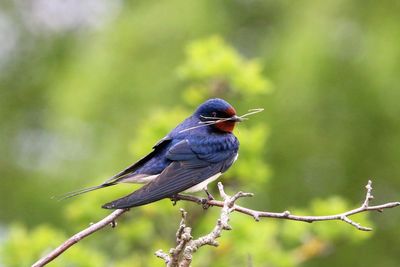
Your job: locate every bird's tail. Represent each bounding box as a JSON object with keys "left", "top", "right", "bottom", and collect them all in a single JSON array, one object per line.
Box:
[{"left": 53, "top": 183, "right": 116, "bottom": 201}]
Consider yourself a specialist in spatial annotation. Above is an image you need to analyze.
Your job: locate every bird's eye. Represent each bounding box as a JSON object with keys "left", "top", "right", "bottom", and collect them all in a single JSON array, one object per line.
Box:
[{"left": 211, "top": 111, "right": 217, "bottom": 117}]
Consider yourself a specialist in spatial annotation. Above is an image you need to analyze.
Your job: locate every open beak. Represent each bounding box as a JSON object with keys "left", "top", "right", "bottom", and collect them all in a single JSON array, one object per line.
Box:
[{"left": 229, "top": 115, "right": 244, "bottom": 122}]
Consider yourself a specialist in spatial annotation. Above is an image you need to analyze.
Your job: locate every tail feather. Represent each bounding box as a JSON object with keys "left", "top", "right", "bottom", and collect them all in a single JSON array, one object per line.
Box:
[
  {"left": 101, "top": 191, "right": 138, "bottom": 209},
  {"left": 102, "top": 194, "right": 145, "bottom": 209},
  {"left": 53, "top": 183, "right": 116, "bottom": 201},
  {"left": 102, "top": 189, "right": 153, "bottom": 209}
]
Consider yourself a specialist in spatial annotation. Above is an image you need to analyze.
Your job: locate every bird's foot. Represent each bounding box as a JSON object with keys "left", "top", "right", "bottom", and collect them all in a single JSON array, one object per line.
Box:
[
  {"left": 200, "top": 187, "right": 214, "bottom": 209},
  {"left": 201, "top": 198, "right": 210, "bottom": 209},
  {"left": 204, "top": 187, "right": 215, "bottom": 201},
  {"left": 170, "top": 194, "right": 179, "bottom": 206}
]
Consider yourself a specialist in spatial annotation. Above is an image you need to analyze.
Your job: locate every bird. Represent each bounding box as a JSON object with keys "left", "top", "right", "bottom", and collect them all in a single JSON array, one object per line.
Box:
[{"left": 61, "top": 98, "right": 243, "bottom": 209}]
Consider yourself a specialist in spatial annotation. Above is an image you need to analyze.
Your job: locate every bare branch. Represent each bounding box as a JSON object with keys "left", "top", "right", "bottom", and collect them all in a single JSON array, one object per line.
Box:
[
  {"left": 362, "top": 180, "right": 374, "bottom": 208},
  {"left": 155, "top": 250, "right": 171, "bottom": 265},
  {"left": 174, "top": 180, "right": 400, "bottom": 231},
  {"left": 155, "top": 181, "right": 399, "bottom": 266},
  {"left": 31, "top": 208, "right": 129, "bottom": 267},
  {"left": 156, "top": 183, "right": 252, "bottom": 266},
  {"left": 33, "top": 180, "right": 399, "bottom": 266}
]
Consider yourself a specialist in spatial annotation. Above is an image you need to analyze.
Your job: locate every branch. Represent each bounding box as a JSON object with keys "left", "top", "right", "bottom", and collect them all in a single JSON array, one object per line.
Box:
[
  {"left": 155, "top": 180, "right": 400, "bottom": 266},
  {"left": 174, "top": 180, "right": 400, "bottom": 231},
  {"left": 155, "top": 183, "right": 252, "bottom": 266},
  {"left": 33, "top": 180, "right": 399, "bottom": 266},
  {"left": 32, "top": 208, "right": 129, "bottom": 267}
]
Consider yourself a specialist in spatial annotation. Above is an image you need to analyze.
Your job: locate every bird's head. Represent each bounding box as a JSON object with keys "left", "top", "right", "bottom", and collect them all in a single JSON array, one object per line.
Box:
[{"left": 194, "top": 98, "right": 243, "bottom": 133}]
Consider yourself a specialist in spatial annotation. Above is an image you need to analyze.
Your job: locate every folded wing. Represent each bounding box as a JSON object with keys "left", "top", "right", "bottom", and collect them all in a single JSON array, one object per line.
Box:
[
  {"left": 102, "top": 139, "right": 237, "bottom": 209},
  {"left": 57, "top": 137, "right": 172, "bottom": 200}
]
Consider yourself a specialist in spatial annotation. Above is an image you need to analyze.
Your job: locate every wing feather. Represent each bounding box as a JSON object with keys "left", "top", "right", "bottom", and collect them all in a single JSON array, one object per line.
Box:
[
  {"left": 56, "top": 137, "right": 172, "bottom": 200},
  {"left": 102, "top": 159, "right": 223, "bottom": 209},
  {"left": 102, "top": 136, "right": 238, "bottom": 209},
  {"left": 102, "top": 136, "right": 172, "bottom": 184}
]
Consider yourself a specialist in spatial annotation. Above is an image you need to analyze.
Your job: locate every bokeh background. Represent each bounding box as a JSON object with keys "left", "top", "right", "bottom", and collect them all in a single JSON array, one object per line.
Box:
[{"left": 1, "top": 0, "right": 400, "bottom": 266}]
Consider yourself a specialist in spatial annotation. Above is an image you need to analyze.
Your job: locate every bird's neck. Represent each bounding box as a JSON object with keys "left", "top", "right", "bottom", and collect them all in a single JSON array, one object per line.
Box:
[{"left": 214, "top": 121, "right": 236, "bottom": 133}]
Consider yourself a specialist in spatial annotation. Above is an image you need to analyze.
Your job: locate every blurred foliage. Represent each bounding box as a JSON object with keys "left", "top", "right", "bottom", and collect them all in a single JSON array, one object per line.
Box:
[
  {"left": 1, "top": 0, "right": 400, "bottom": 266},
  {"left": 1, "top": 224, "right": 107, "bottom": 266},
  {"left": 178, "top": 35, "right": 271, "bottom": 105}
]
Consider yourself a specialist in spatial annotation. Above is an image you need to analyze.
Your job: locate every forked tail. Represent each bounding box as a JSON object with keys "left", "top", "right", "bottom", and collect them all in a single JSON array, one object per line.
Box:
[{"left": 53, "top": 183, "right": 116, "bottom": 201}]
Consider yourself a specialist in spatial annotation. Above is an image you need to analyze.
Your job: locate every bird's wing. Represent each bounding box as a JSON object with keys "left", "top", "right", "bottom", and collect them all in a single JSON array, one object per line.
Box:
[
  {"left": 102, "top": 136, "right": 172, "bottom": 184},
  {"left": 56, "top": 136, "right": 172, "bottom": 200},
  {"left": 102, "top": 140, "right": 237, "bottom": 209}
]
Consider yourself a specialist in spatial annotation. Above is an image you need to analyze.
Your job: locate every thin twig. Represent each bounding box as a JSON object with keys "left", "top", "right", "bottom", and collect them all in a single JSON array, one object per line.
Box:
[
  {"left": 156, "top": 180, "right": 400, "bottom": 266},
  {"left": 179, "top": 108, "right": 264, "bottom": 133},
  {"left": 175, "top": 180, "right": 399, "bottom": 231},
  {"left": 31, "top": 209, "right": 129, "bottom": 267},
  {"left": 157, "top": 183, "right": 252, "bottom": 266}
]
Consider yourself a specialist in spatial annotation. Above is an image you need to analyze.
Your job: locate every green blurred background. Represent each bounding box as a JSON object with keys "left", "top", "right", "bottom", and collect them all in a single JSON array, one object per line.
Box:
[{"left": 1, "top": 0, "right": 399, "bottom": 266}]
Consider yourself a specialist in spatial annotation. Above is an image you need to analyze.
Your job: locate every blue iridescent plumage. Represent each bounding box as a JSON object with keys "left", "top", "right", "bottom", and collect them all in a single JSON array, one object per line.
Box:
[{"left": 62, "top": 98, "right": 241, "bottom": 209}]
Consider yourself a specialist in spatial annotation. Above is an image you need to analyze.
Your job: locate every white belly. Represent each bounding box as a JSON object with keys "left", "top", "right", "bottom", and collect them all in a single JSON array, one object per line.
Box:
[
  {"left": 184, "top": 172, "right": 222, "bottom": 193},
  {"left": 233, "top": 153, "right": 239, "bottom": 163}
]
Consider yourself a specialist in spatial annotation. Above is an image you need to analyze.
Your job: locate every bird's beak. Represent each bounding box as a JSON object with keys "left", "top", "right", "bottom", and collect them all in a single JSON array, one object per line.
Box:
[{"left": 229, "top": 115, "right": 244, "bottom": 122}]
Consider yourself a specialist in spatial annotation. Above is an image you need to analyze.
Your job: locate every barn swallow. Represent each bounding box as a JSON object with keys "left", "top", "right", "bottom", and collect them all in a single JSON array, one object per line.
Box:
[{"left": 62, "top": 98, "right": 260, "bottom": 209}]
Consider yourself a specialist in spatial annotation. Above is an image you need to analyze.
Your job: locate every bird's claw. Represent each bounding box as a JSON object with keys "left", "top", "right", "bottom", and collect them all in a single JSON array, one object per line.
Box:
[
  {"left": 204, "top": 187, "right": 215, "bottom": 201},
  {"left": 201, "top": 198, "right": 210, "bottom": 209},
  {"left": 170, "top": 194, "right": 179, "bottom": 206}
]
